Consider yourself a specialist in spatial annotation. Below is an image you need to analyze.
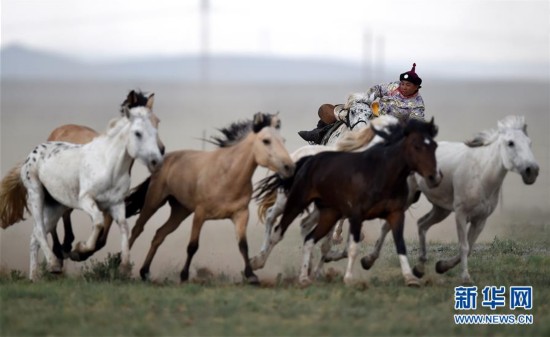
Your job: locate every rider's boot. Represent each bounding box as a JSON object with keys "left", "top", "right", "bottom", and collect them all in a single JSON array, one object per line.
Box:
[{"left": 298, "top": 128, "right": 324, "bottom": 143}]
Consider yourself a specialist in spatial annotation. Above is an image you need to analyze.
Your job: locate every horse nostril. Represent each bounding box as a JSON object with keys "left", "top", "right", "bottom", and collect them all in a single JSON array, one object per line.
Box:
[
  {"left": 151, "top": 160, "right": 158, "bottom": 167},
  {"left": 160, "top": 146, "right": 166, "bottom": 155}
]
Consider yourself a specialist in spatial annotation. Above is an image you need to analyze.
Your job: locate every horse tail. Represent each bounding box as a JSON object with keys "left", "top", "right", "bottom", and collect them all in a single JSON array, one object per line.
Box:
[
  {"left": 0, "top": 163, "right": 28, "bottom": 229},
  {"left": 125, "top": 177, "right": 151, "bottom": 217},
  {"left": 254, "top": 155, "right": 313, "bottom": 221},
  {"left": 256, "top": 184, "right": 278, "bottom": 223}
]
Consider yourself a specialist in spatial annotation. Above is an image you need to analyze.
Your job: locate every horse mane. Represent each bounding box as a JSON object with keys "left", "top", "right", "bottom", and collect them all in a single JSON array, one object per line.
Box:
[
  {"left": 336, "top": 115, "right": 399, "bottom": 152},
  {"left": 464, "top": 115, "right": 526, "bottom": 148},
  {"left": 208, "top": 113, "right": 275, "bottom": 148},
  {"left": 120, "top": 90, "right": 150, "bottom": 114}
]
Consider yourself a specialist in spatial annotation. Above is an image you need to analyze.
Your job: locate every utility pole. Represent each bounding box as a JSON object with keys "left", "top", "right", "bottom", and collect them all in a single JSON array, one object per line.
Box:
[{"left": 200, "top": 0, "right": 210, "bottom": 82}]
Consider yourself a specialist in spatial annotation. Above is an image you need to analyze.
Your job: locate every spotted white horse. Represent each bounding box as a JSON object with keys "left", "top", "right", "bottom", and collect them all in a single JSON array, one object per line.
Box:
[{"left": 0, "top": 104, "right": 164, "bottom": 280}]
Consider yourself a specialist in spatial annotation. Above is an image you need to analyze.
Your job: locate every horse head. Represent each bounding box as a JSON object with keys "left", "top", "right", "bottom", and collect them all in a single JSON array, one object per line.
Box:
[
  {"left": 121, "top": 90, "right": 165, "bottom": 156},
  {"left": 124, "top": 106, "right": 164, "bottom": 172},
  {"left": 497, "top": 116, "right": 539, "bottom": 184},
  {"left": 404, "top": 117, "right": 441, "bottom": 188},
  {"left": 345, "top": 93, "right": 371, "bottom": 131},
  {"left": 252, "top": 112, "right": 295, "bottom": 178}
]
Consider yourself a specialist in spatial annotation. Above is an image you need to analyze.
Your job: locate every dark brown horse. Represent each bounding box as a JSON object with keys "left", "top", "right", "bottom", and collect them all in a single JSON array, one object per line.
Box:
[{"left": 252, "top": 118, "right": 441, "bottom": 286}]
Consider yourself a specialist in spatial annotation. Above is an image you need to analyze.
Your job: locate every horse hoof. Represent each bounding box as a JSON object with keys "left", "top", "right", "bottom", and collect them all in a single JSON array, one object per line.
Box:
[
  {"left": 49, "top": 263, "right": 62, "bottom": 274},
  {"left": 360, "top": 256, "right": 375, "bottom": 270},
  {"left": 435, "top": 260, "right": 448, "bottom": 274},
  {"left": 412, "top": 265, "right": 425, "bottom": 278},
  {"left": 299, "top": 276, "right": 313, "bottom": 287},
  {"left": 405, "top": 277, "right": 421, "bottom": 288},
  {"left": 249, "top": 256, "right": 263, "bottom": 270},
  {"left": 247, "top": 274, "right": 260, "bottom": 286},
  {"left": 68, "top": 250, "right": 84, "bottom": 261},
  {"left": 140, "top": 269, "right": 150, "bottom": 281},
  {"left": 461, "top": 276, "right": 475, "bottom": 285}
]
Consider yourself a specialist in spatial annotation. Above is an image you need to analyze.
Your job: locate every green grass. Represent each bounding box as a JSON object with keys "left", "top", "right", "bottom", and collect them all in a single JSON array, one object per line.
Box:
[{"left": 1, "top": 238, "right": 550, "bottom": 337}]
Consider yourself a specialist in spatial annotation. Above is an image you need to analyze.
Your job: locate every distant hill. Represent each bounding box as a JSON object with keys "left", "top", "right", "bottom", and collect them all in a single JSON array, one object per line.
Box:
[{"left": 0, "top": 44, "right": 366, "bottom": 83}]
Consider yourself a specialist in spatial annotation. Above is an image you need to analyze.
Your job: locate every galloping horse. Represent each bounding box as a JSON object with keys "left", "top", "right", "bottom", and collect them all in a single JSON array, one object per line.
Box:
[
  {"left": 252, "top": 118, "right": 441, "bottom": 286},
  {"left": 46, "top": 90, "right": 165, "bottom": 262},
  {"left": 124, "top": 112, "right": 294, "bottom": 284},
  {"left": 0, "top": 101, "right": 164, "bottom": 280},
  {"left": 360, "top": 115, "right": 539, "bottom": 284},
  {"left": 253, "top": 115, "right": 400, "bottom": 281}
]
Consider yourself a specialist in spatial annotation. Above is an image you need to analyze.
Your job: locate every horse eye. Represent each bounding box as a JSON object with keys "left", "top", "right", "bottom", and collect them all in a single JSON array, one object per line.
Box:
[
  {"left": 262, "top": 139, "right": 271, "bottom": 145},
  {"left": 508, "top": 140, "right": 515, "bottom": 147},
  {"left": 134, "top": 131, "right": 142, "bottom": 139}
]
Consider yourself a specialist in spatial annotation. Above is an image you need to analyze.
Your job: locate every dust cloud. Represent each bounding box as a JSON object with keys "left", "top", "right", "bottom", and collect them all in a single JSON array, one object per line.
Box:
[{"left": 1, "top": 80, "right": 548, "bottom": 280}]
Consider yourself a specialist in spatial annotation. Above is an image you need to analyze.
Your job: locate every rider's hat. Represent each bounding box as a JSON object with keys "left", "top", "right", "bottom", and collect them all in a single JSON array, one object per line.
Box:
[{"left": 399, "top": 63, "right": 422, "bottom": 87}]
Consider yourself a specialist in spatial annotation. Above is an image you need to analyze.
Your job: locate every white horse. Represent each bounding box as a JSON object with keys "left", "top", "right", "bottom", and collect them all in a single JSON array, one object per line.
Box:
[
  {"left": 360, "top": 115, "right": 539, "bottom": 284},
  {"left": 252, "top": 115, "right": 399, "bottom": 284},
  {"left": 0, "top": 104, "right": 164, "bottom": 280}
]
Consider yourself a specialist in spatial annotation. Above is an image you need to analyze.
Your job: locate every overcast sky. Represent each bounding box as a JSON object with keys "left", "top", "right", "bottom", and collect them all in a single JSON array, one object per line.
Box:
[{"left": 1, "top": 0, "right": 549, "bottom": 79}]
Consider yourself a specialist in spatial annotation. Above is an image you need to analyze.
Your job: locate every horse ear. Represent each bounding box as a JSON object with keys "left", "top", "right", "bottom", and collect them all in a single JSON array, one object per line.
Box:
[
  {"left": 429, "top": 117, "right": 438, "bottom": 137},
  {"left": 252, "top": 112, "right": 265, "bottom": 133},
  {"left": 146, "top": 93, "right": 155, "bottom": 110},
  {"left": 127, "top": 90, "right": 138, "bottom": 105}
]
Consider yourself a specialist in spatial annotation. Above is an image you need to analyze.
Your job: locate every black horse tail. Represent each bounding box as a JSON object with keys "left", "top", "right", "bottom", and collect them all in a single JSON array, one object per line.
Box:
[{"left": 125, "top": 177, "right": 151, "bottom": 217}]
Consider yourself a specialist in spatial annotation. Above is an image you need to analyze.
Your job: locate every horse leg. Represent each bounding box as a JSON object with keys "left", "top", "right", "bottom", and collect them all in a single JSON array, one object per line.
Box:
[
  {"left": 260, "top": 191, "right": 286, "bottom": 254},
  {"left": 231, "top": 209, "right": 259, "bottom": 285},
  {"left": 361, "top": 221, "right": 390, "bottom": 270},
  {"left": 250, "top": 196, "right": 309, "bottom": 270},
  {"left": 43, "top": 203, "right": 67, "bottom": 270},
  {"left": 140, "top": 203, "right": 190, "bottom": 281},
  {"left": 180, "top": 209, "right": 206, "bottom": 282},
  {"left": 388, "top": 211, "right": 420, "bottom": 287},
  {"left": 300, "top": 208, "right": 340, "bottom": 285},
  {"left": 343, "top": 215, "right": 363, "bottom": 285},
  {"left": 129, "top": 186, "right": 168, "bottom": 249},
  {"left": 460, "top": 217, "right": 488, "bottom": 284},
  {"left": 51, "top": 229, "right": 64, "bottom": 263},
  {"left": 69, "top": 194, "right": 104, "bottom": 259},
  {"left": 72, "top": 213, "right": 114, "bottom": 261},
  {"left": 313, "top": 234, "right": 333, "bottom": 280},
  {"left": 331, "top": 219, "right": 345, "bottom": 244},
  {"left": 412, "top": 205, "right": 451, "bottom": 278},
  {"left": 25, "top": 179, "right": 59, "bottom": 280},
  {"left": 435, "top": 212, "right": 469, "bottom": 281},
  {"left": 299, "top": 208, "right": 319, "bottom": 240},
  {"left": 61, "top": 210, "right": 75, "bottom": 254},
  {"left": 108, "top": 203, "right": 132, "bottom": 275}
]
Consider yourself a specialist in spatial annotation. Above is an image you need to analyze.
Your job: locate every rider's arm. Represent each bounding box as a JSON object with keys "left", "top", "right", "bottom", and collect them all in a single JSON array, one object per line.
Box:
[
  {"left": 409, "top": 96, "right": 426, "bottom": 120},
  {"left": 365, "top": 82, "right": 394, "bottom": 105}
]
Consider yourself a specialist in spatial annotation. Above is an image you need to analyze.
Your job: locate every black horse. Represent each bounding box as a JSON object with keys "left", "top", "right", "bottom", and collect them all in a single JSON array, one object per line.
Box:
[{"left": 251, "top": 118, "right": 441, "bottom": 286}]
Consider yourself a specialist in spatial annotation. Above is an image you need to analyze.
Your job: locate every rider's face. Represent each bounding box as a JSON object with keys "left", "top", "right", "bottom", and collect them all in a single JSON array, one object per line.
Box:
[{"left": 399, "top": 80, "right": 419, "bottom": 96}]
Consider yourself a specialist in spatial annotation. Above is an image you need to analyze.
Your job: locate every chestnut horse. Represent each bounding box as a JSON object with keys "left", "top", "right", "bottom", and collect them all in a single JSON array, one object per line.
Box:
[
  {"left": 47, "top": 91, "right": 164, "bottom": 263},
  {"left": 124, "top": 112, "right": 295, "bottom": 284},
  {"left": 252, "top": 118, "right": 441, "bottom": 286}
]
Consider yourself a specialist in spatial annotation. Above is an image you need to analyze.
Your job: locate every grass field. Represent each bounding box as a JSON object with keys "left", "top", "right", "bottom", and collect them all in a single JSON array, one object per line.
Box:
[{"left": 1, "top": 237, "right": 549, "bottom": 337}]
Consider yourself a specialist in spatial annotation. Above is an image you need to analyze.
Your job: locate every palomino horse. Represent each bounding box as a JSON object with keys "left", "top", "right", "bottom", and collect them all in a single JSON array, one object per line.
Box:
[
  {"left": 360, "top": 115, "right": 539, "bottom": 284},
  {"left": 124, "top": 112, "right": 294, "bottom": 284},
  {"left": 0, "top": 102, "right": 164, "bottom": 280},
  {"left": 46, "top": 90, "right": 165, "bottom": 263},
  {"left": 253, "top": 115, "right": 400, "bottom": 283},
  {"left": 252, "top": 118, "right": 441, "bottom": 286}
]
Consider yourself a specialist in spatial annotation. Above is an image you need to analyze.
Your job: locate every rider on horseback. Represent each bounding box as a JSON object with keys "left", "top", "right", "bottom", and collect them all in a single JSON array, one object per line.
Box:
[{"left": 299, "top": 63, "right": 425, "bottom": 144}]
